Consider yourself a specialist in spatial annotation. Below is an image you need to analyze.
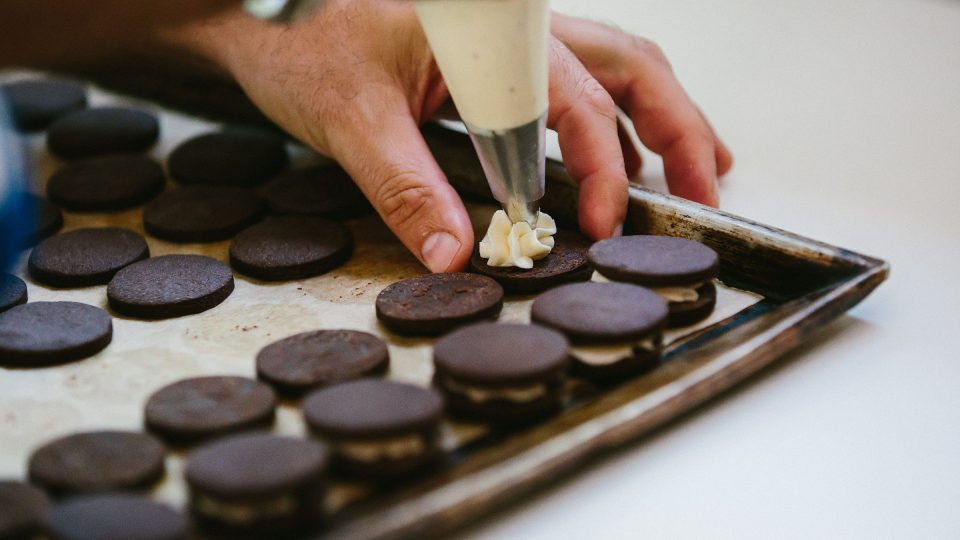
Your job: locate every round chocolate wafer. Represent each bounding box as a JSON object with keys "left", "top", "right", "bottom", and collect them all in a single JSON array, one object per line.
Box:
[
  {"left": 28, "top": 227, "right": 149, "bottom": 287},
  {"left": 256, "top": 330, "right": 389, "bottom": 396},
  {"left": 107, "top": 255, "right": 234, "bottom": 319},
  {"left": 145, "top": 376, "right": 277, "bottom": 445},
  {"left": 46, "top": 154, "right": 165, "bottom": 212},
  {"left": 0, "top": 480, "right": 49, "bottom": 540},
  {"left": 143, "top": 185, "right": 262, "bottom": 243},
  {"left": 1, "top": 79, "right": 87, "bottom": 132},
  {"left": 469, "top": 230, "right": 593, "bottom": 294},
  {"left": 375, "top": 273, "right": 504, "bottom": 335},
  {"left": 28, "top": 431, "right": 166, "bottom": 496},
  {"left": 168, "top": 129, "right": 288, "bottom": 187},
  {"left": 263, "top": 165, "right": 369, "bottom": 219},
  {"left": 0, "top": 274, "right": 27, "bottom": 313},
  {"left": 229, "top": 216, "right": 352, "bottom": 281},
  {"left": 0, "top": 301, "right": 112, "bottom": 367},
  {"left": 46, "top": 494, "right": 187, "bottom": 540},
  {"left": 47, "top": 107, "right": 159, "bottom": 159}
]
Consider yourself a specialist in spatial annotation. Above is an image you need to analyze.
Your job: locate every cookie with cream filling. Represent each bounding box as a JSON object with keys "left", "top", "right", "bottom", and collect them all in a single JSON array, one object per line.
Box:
[
  {"left": 433, "top": 323, "right": 569, "bottom": 422},
  {"left": 303, "top": 379, "right": 444, "bottom": 478},
  {"left": 185, "top": 433, "right": 328, "bottom": 536},
  {"left": 531, "top": 282, "right": 668, "bottom": 381},
  {"left": 588, "top": 235, "right": 719, "bottom": 327}
]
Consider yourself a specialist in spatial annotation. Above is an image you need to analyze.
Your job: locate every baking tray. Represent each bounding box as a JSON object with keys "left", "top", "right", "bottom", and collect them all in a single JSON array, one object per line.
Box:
[{"left": 0, "top": 76, "right": 888, "bottom": 539}]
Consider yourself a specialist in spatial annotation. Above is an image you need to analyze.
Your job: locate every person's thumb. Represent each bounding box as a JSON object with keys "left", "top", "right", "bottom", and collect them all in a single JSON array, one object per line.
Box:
[{"left": 328, "top": 107, "right": 473, "bottom": 273}]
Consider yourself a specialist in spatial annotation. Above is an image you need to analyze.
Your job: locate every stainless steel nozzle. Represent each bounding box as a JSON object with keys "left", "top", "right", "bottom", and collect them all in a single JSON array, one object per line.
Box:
[{"left": 464, "top": 113, "right": 546, "bottom": 226}]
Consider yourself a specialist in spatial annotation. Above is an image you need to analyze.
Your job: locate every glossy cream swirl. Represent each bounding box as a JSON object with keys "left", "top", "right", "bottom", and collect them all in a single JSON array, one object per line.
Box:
[{"left": 478, "top": 210, "right": 556, "bottom": 269}]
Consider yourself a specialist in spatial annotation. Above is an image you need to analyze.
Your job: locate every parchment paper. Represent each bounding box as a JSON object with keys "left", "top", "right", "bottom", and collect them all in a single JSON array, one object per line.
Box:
[{"left": 0, "top": 79, "right": 760, "bottom": 512}]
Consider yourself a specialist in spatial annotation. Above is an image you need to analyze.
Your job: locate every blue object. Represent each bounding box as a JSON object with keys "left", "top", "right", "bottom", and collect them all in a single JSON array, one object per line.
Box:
[{"left": 0, "top": 95, "right": 32, "bottom": 272}]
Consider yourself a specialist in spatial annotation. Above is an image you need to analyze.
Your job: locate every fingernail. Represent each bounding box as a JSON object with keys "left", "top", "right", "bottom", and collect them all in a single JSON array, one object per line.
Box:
[
  {"left": 421, "top": 231, "right": 461, "bottom": 272},
  {"left": 612, "top": 223, "right": 624, "bottom": 238}
]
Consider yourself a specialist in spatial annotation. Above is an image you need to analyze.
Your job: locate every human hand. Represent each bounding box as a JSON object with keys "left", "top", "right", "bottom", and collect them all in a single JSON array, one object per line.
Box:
[{"left": 171, "top": 1, "right": 731, "bottom": 272}]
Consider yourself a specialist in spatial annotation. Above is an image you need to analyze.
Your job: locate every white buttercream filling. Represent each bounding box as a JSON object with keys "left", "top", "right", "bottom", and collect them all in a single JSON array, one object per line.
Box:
[
  {"left": 336, "top": 435, "right": 426, "bottom": 463},
  {"left": 652, "top": 282, "right": 704, "bottom": 303},
  {"left": 592, "top": 272, "right": 705, "bottom": 303},
  {"left": 478, "top": 209, "right": 556, "bottom": 269},
  {"left": 571, "top": 336, "right": 659, "bottom": 366},
  {"left": 194, "top": 494, "right": 297, "bottom": 525},
  {"left": 443, "top": 377, "right": 548, "bottom": 403}
]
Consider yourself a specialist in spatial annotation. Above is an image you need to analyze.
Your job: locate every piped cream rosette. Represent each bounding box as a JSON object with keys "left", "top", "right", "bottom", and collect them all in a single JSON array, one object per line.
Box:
[{"left": 479, "top": 210, "right": 556, "bottom": 269}]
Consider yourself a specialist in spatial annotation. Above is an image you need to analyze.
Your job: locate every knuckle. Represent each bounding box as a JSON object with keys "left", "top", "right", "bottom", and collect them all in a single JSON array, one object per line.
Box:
[
  {"left": 577, "top": 77, "right": 617, "bottom": 120},
  {"left": 373, "top": 167, "right": 434, "bottom": 229},
  {"left": 626, "top": 35, "right": 669, "bottom": 65}
]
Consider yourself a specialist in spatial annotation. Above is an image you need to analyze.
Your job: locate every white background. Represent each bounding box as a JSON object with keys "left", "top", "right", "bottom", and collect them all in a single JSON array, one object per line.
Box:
[{"left": 466, "top": 0, "right": 960, "bottom": 538}]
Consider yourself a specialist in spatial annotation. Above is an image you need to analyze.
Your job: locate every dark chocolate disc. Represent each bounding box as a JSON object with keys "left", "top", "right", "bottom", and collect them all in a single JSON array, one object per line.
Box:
[
  {"left": 469, "top": 231, "right": 593, "bottom": 294},
  {"left": 433, "top": 323, "right": 569, "bottom": 385},
  {"left": 168, "top": 129, "right": 288, "bottom": 187},
  {"left": 303, "top": 379, "right": 443, "bottom": 439},
  {"left": 588, "top": 235, "right": 720, "bottom": 286},
  {"left": 185, "top": 433, "right": 328, "bottom": 500},
  {"left": 229, "top": 216, "right": 353, "bottom": 281},
  {"left": 28, "top": 431, "right": 166, "bottom": 496},
  {"left": 46, "top": 154, "right": 166, "bottom": 212},
  {"left": 0, "top": 274, "right": 27, "bottom": 313},
  {"left": 28, "top": 227, "right": 149, "bottom": 287},
  {"left": 667, "top": 281, "right": 718, "bottom": 327},
  {"left": 530, "top": 282, "right": 668, "bottom": 344},
  {"left": 256, "top": 330, "right": 389, "bottom": 396},
  {"left": 46, "top": 494, "right": 187, "bottom": 540},
  {"left": 0, "top": 79, "right": 87, "bottom": 132},
  {"left": 143, "top": 185, "right": 262, "bottom": 243},
  {"left": 107, "top": 254, "right": 234, "bottom": 319},
  {"left": 0, "top": 301, "right": 112, "bottom": 367},
  {"left": 0, "top": 480, "right": 49, "bottom": 540},
  {"left": 47, "top": 107, "right": 159, "bottom": 159},
  {"left": 263, "top": 165, "right": 369, "bottom": 219},
  {"left": 145, "top": 376, "right": 276, "bottom": 445},
  {"left": 375, "top": 273, "right": 504, "bottom": 335}
]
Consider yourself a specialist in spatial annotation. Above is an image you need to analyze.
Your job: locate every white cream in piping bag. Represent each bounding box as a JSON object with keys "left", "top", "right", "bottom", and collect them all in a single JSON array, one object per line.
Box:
[
  {"left": 414, "top": 0, "right": 549, "bottom": 131},
  {"left": 479, "top": 209, "right": 556, "bottom": 269}
]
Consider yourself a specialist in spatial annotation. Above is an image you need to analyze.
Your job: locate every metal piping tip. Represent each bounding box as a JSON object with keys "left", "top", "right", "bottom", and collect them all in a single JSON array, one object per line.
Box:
[
  {"left": 504, "top": 198, "right": 541, "bottom": 227},
  {"left": 464, "top": 113, "right": 547, "bottom": 228}
]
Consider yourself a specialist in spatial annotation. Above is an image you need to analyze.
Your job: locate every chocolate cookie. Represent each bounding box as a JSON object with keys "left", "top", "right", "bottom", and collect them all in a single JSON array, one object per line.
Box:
[
  {"left": 143, "top": 185, "right": 262, "bottom": 243},
  {"left": 145, "top": 376, "right": 277, "bottom": 445},
  {"left": 17, "top": 193, "right": 63, "bottom": 247},
  {"left": 433, "top": 323, "right": 569, "bottom": 423},
  {"left": 0, "top": 274, "right": 27, "bottom": 313},
  {"left": 45, "top": 494, "right": 187, "bottom": 540},
  {"left": 229, "top": 216, "right": 353, "bottom": 281},
  {"left": 375, "top": 273, "right": 504, "bottom": 336},
  {"left": 0, "top": 79, "right": 86, "bottom": 132},
  {"left": 185, "top": 433, "right": 329, "bottom": 535},
  {"left": 263, "top": 165, "right": 369, "bottom": 219},
  {"left": 0, "top": 480, "right": 49, "bottom": 540},
  {"left": 28, "top": 227, "right": 149, "bottom": 287},
  {"left": 0, "top": 301, "right": 112, "bottom": 367},
  {"left": 588, "top": 235, "right": 720, "bottom": 326},
  {"left": 531, "top": 282, "right": 669, "bottom": 381},
  {"left": 303, "top": 379, "right": 444, "bottom": 477},
  {"left": 168, "top": 129, "right": 289, "bottom": 187},
  {"left": 28, "top": 431, "right": 166, "bottom": 496},
  {"left": 469, "top": 230, "right": 593, "bottom": 294},
  {"left": 46, "top": 107, "right": 159, "bottom": 159},
  {"left": 256, "top": 330, "right": 389, "bottom": 397},
  {"left": 107, "top": 255, "right": 234, "bottom": 319},
  {"left": 46, "top": 154, "right": 166, "bottom": 212}
]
